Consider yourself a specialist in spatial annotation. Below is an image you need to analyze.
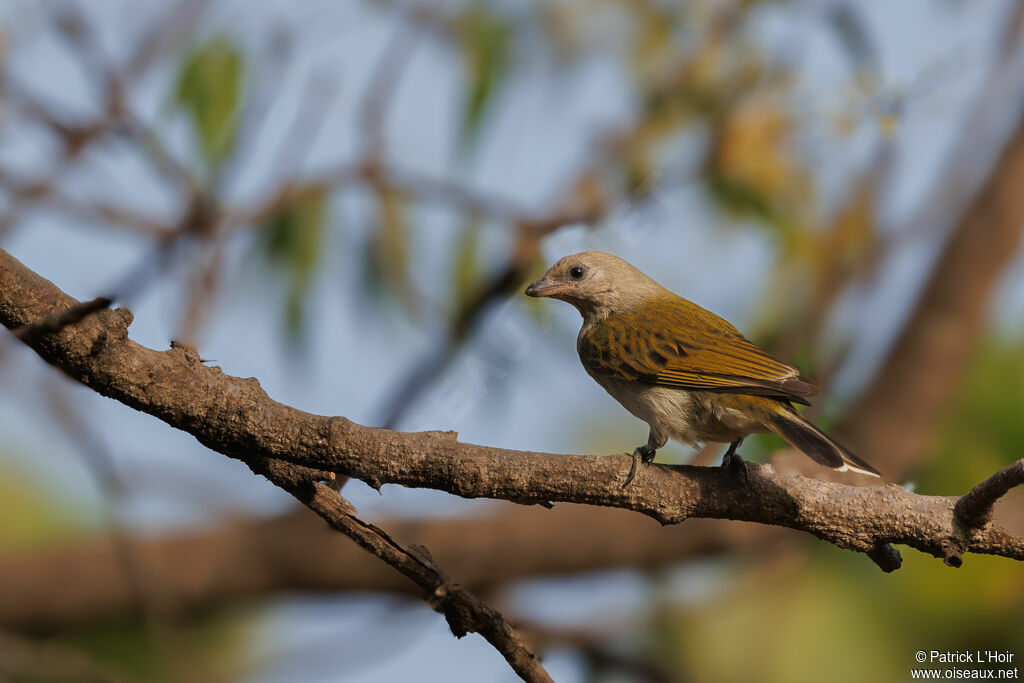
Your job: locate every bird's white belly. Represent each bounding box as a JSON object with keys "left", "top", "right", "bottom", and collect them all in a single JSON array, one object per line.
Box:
[{"left": 590, "top": 373, "right": 760, "bottom": 446}]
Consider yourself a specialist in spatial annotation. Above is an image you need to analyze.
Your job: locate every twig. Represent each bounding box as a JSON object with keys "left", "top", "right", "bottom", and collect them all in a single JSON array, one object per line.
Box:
[
  {"left": 943, "top": 458, "right": 1024, "bottom": 568},
  {"left": 12, "top": 296, "right": 113, "bottom": 344},
  {"left": 954, "top": 458, "right": 1024, "bottom": 527}
]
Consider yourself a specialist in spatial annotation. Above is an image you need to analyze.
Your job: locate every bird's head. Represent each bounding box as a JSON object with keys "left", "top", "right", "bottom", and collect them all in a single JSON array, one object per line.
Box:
[{"left": 524, "top": 251, "right": 664, "bottom": 320}]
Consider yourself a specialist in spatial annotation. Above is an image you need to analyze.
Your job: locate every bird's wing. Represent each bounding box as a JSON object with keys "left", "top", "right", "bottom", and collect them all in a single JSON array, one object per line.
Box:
[{"left": 578, "top": 298, "right": 815, "bottom": 404}]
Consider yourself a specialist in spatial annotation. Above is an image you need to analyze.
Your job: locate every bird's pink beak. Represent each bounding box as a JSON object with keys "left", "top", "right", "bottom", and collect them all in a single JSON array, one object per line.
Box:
[{"left": 525, "top": 277, "right": 567, "bottom": 298}]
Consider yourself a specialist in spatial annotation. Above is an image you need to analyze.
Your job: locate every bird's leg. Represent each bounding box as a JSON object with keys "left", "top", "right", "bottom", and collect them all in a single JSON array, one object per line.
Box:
[
  {"left": 720, "top": 438, "right": 748, "bottom": 483},
  {"left": 622, "top": 431, "right": 664, "bottom": 488}
]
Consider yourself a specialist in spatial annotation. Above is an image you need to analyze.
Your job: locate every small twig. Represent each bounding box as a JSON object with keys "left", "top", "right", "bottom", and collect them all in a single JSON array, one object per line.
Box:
[
  {"left": 943, "top": 459, "right": 1024, "bottom": 568},
  {"left": 12, "top": 296, "right": 113, "bottom": 344},
  {"left": 954, "top": 458, "right": 1024, "bottom": 527}
]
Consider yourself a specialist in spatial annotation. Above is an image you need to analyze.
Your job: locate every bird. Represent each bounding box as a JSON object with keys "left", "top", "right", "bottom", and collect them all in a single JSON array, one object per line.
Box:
[{"left": 524, "top": 250, "right": 880, "bottom": 486}]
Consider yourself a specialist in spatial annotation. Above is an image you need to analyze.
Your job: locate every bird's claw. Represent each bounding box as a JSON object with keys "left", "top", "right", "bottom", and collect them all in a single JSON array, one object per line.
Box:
[
  {"left": 721, "top": 450, "right": 749, "bottom": 484},
  {"left": 623, "top": 445, "right": 655, "bottom": 488}
]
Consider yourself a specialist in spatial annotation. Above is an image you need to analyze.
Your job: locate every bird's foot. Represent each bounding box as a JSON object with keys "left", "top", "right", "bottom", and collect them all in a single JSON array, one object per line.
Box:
[
  {"left": 720, "top": 448, "right": 748, "bottom": 484},
  {"left": 623, "top": 445, "right": 656, "bottom": 488}
]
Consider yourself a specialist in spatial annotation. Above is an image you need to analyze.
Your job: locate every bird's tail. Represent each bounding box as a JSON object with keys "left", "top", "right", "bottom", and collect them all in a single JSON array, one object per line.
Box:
[{"left": 767, "top": 408, "right": 880, "bottom": 477}]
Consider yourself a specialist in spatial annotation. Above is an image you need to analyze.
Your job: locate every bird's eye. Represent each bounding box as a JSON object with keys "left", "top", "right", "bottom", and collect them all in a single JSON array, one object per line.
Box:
[{"left": 568, "top": 265, "right": 586, "bottom": 280}]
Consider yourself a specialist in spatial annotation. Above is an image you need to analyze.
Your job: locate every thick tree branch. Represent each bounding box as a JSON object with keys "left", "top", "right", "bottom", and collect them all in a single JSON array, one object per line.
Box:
[{"left": 2, "top": 249, "right": 1023, "bottom": 576}]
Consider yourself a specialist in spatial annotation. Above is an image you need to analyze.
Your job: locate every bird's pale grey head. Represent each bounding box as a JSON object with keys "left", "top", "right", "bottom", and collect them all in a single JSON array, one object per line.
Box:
[{"left": 524, "top": 251, "right": 665, "bottom": 320}]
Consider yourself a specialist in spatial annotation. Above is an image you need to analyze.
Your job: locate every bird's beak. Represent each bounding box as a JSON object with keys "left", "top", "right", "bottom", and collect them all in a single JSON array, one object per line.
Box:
[{"left": 525, "top": 277, "right": 566, "bottom": 298}]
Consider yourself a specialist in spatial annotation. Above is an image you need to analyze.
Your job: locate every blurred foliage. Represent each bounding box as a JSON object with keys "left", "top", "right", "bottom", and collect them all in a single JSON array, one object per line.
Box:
[
  {"left": 450, "top": 219, "right": 483, "bottom": 316},
  {"left": 174, "top": 37, "right": 244, "bottom": 168},
  {"left": 915, "top": 337, "right": 1024, "bottom": 494},
  {"left": 56, "top": 610, "right": 253, "bottom": 683},
  {"left": 708, "top": 94, "right": 813, "bottom": 234},
  {"left": 650, "top": 548, "right": 1024, "bottom": 683},
  {"left": 0, "top": 462, "right": 86, "bottom": 550},
  {"left": 260, "top": 186, "right": 329, "bottom": 339},
  {"left": 455, "top": 4, "right": 512, "bottom": 151},
  {"left": 0, "top": 462, "right": 251, "bottom": 682},
  {"left": 364, "top": 186, "right": 419, "bottom": 319}
]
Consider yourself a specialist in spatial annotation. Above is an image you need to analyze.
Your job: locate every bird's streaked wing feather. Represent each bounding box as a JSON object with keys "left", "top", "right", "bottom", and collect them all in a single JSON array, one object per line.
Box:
[{"left": 579, "top": 298, "right": 815, "bottom": 404}]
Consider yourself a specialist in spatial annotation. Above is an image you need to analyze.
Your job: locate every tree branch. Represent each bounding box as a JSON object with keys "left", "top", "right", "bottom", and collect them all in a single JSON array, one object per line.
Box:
[{"left": 2, "top": 247, "right": 1022, "bottom": 575}]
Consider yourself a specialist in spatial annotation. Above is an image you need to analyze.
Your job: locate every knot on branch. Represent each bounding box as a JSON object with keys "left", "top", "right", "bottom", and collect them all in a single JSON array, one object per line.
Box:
[
  {"left": 427, "top": 582, "right": 482, "bottom": 639},
  {"left": 867, "top": 543, "right": 902, "bottom": 572}
]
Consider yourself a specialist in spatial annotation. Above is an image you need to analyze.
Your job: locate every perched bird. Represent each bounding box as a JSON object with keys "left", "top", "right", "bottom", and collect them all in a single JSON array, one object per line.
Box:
[{"left": 525, "top": 251, "right": 880, "bottom": 486}]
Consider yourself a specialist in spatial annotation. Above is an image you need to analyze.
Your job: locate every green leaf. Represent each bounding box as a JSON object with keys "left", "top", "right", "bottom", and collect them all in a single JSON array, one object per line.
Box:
[
  {"left": 175, "top": 37, "right": 244, "bottom": 166},
  {"left": 917, "top": 337, "right": 1024, "bottom": 494},
  {"left": 261, "top": 186, "right": 328, "bottom": 338},
  {"left": 366, "top": 187, "right": 418, "bottom": 319},
  {"left": 63, "top": 610, "right": 253, "bottom": 683},
  {"left": 704, "top": 170, "right": 778, "bottom": 225},
  {"left": 456, "top": 5, "right": 511, "bottom": 151},
  {"left": 450, "top": 220, "right": 482, "bottom": 315},
  {"left": 0, "top": 461, "right": 87, "bottom": 549}
]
